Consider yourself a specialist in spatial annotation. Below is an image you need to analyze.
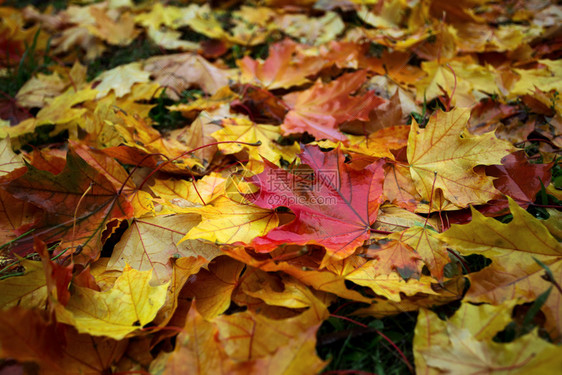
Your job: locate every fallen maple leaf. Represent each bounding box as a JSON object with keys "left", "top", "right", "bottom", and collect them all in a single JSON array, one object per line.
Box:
[
  {"left": 236, "top": 270, "right": 332, "bottom": 313},
  {"left": 92, "top": 62, "right": 150, "bottom": 99},
  {"left": 281, "top": 70, "right": 386, "bottom": 141},
  {"left": 248, "top": 145, "right": 385, "bottom": 261},
  {"left": 485, "top": 150, "right": 552, "bottom": 208},
  {"left": 223, "top": 245, "right": 372, "bottom": 303},
  {"left": 0, "top": 259, "right": 47, "bottom": 309},
  {"left": 229, "top": 84, "right": 289, "bottom": 124},
  {"left": 344, "top": 258, "right": 439, "bottom": 302},
  {"left": 87, "top": 8, "right": 139, "bottom": 46},
  {"left": 365, "top": 239, "right": 423, "bottom": 279},
  {"left": 56, "top": 265, "right": 169, "bottom": 340},
  {"left": 214, "top": 298, "right": 327, "bottom": 361},
  {"left": 183, "top": 256, "right": 245, "bottom": 319},
  {"left": 438, "top": 197, "right": 562, "bottom": 339},
  {"left": 35, "top": 87, "right": 98, "bottom": 126},
  {"left": 408, "top": 107, "right": 515, "bottom": 208},
  {"left": 180, "top": 195, "right": 279, "bottom": 245},
  {"left": 0, "top": 137, "right": 23, "bottom": 177},
  {"left": 0, "top": 188, "right": 42, "bottom": 246},
  {"left": 4, "top": 148, "right": 133, "bottom": 261},
  {"left": 278, "top": 11, "right": 344, "bottom": 46},
  {"left": 510, "top": 60, "right": 562, "bottom": 97},
  {"left": 415, "top": 302, "right": 562, "bottom": 374},
  {"left": 162, "top": 302, "right": 239, "bottom": 374},
  {"left": 150, "top": 172, "right": 227, "bottom": 206},
  {"left": 212, "top": 117, "right": 300, "bottom": 165},
  {"left": 1, "top": 2, "right": 562, "bottom": 374},
  {"left": 237, "top": 39, "right": 325, "bottom": 90},
  {"left": 108, "top": 213, "right": 222, "bottom": 283},
  {"left": 144, "top": 53, "right": 234, "bottom": 100}
]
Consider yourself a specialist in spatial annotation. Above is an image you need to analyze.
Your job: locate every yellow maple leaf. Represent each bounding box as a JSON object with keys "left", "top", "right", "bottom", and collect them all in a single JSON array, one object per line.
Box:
[
  {"left": 162, "top": 303, "right": 236, "bottom": 374},
  {"left": 454, "top": 23, "right": 541, "bottom": 53},
  {"left": 151, "top": 173, "right": 227, "bottom": 207},
  {"left": 146, "top": 28, "right": 199, "bottom": 51},
  {"left": 179, "top": 196, "right": 279, "bottom": 245},
  {"left": 211, "top": 117, "right": 300, "bottom": 165},
  {"left": 36, "top": 88, "right": 99, "bottom": 126},
  {"left": 407, "top": 108, "right": 515, "bottom": 208},
  {"left": 56, "top": 265, "right": 168, "bottom": 340},
  {"left": 214, "top": 300, "right": 327, "bottom": 361},
  {"left": 108, "top": 214, "right": 221, "bottom": 283},
  {"left": 87, "top": 8, "right": 139, "bottom": 46},
  {"left": 15, "top": 73, "right": 67, "bottom": 108},
  {"left": 168, "top": 86, "right": 237, "bottom": 114},
  {"left": 278, "top": 11, "right": 344, "bottom": 45},
  {"left": 416, "top": 303, "right": 562, "bottom": 374},
  {"left": 416, "top": 58, "right": 500, "bottom": 107},
  {"left": 134, "top": 3, "right": 199, "bottom": 31},
  {"left": 438, "top": 197, "right": 562, "bottom": 339},
  {"left": 182, "top": 256, "right": 245, "bottom": 319},
  {"left": 0, "top": 138, "right": 23, "bottom": 177},
  {"left": 346, "top": 260, "right": 438, "bottom": 302},
  {"left": 92, "top": 62, "right": 151, "bottom": 99},
  {"left": 510, "top": 59, "right": 562, "bottom": 97},
  {"left": 387, "top": 226, "right": 450, "bottom": 281},
  {"left": 0, "top": 260, "right": 47, "bottom": 309}
]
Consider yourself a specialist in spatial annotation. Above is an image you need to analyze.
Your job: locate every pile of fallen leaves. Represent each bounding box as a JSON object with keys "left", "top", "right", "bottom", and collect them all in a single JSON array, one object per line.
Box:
[{"left": 1, "top": 0, "right": 562, "bottom": 373}]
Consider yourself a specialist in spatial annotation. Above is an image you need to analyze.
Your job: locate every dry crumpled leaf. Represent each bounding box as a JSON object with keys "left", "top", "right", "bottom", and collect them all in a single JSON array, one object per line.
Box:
[
  {"left": 144, "top": 53, "right": 234, "bottom": 100},
  {"left": 87, "top": 7, "right": 139, "bottom": 46},
  {"left": 15, "top": 73, "right": 67, "bottom": 108}
]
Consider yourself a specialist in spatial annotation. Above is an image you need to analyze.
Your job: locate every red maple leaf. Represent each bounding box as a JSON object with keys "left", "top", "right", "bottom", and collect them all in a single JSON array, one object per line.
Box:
[
  {"left": 247, "top": 145, "right": 385, "bottom": 260},
  {"left": 281, "top": 70, "right": 386, "bottom": 141},
  {"left": 4, "top": 148, "right": 133, "bottom": 262},
  {"left": 486, "top": 150, "right": 553, "bottom": 207}
]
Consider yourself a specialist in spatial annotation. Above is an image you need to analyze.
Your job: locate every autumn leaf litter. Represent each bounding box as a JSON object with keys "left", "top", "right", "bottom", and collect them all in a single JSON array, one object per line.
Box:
[{"left": 0, "top": 0, "right": 561, "bottom": 374}]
